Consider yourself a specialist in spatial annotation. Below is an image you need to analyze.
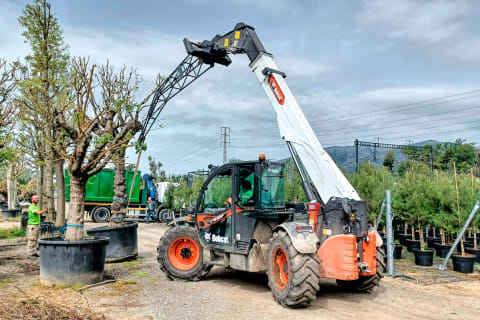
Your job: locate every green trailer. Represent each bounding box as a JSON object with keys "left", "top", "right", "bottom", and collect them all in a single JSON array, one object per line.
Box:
[{"left": 65, "top": 169, "right": 157, "bottom": 222}]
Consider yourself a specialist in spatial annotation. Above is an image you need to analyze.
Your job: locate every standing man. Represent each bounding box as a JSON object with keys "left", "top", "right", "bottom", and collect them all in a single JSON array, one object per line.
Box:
[
  {"left": 27, "top": 195, "right": 46, "bottom": 257},
  {"left": 146, "top": 197, "right": 156, "bottom": 224}
]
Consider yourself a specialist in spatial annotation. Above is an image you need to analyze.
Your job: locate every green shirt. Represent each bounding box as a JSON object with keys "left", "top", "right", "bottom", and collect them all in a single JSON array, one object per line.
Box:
[
  {"left": 28, "top": 204, "right": 41, "bottom": 225},
  {"left": 239, "top": 189, "right": 253, "bottom": 205}
]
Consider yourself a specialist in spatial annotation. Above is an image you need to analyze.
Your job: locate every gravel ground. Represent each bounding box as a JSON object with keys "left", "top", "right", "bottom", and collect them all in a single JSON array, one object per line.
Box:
[{"left": 1, "top": 221, "right": 480, "bottom": 320}]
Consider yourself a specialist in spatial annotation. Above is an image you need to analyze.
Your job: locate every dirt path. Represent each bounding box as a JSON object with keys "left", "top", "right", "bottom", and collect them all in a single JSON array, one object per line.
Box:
[{"left": 1, "top": 221, "right": 480, "bottom": 319}]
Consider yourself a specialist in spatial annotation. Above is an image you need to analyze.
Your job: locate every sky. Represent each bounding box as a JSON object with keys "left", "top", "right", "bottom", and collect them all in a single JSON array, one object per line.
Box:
[{"left": 1, "top": 0, "right": 480, "bottom": 174}]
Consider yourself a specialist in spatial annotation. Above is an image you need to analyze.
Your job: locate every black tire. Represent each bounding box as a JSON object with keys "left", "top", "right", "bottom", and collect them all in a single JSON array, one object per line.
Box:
[
  {"left": 157, "top": 224, "right": 212, "bottom": 281},
  {"left": 157, "top": 208, "right": 172, "bottom": 223},
  {"left": 267, "top": 230, "right": 320, "bottom": 307},
  {"left": 336, "top": 247, "right": 386, "bottom": 292},
  {"left": 92, "top": 206, "right": 111, "bottom": 223}
]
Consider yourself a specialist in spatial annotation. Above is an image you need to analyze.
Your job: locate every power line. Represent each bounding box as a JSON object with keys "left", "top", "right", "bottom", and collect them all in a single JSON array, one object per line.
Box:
[{"left": 234, "top": 91, "right": 480, "bottom": 134}]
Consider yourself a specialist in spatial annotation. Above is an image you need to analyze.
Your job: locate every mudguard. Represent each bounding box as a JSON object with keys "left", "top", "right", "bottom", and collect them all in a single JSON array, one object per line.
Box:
[
  {"left": 273, "top": 222, "right": 319, "bottom": 254},
  {"left": 167, "top": 216, "right": 194, "bottom": 227}
]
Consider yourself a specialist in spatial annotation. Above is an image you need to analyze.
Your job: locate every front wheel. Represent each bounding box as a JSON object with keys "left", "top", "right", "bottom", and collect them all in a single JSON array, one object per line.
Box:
[
  {"left": 157, "top": 224, "right": 212, "bottom": 281},
  {"left": 267, "top": 230, "right": 320, "bottom": 307}
]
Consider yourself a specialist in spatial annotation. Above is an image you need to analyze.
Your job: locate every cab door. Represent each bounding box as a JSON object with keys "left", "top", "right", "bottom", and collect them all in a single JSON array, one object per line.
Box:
[{"left": 196, "top": 168, "right": 234, "bottom": 251}]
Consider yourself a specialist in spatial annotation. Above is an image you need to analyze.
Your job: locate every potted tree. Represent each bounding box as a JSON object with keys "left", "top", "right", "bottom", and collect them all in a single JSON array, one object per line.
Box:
[
  {"left": 448, "top": 167, "right": 478, "bottom": 273},
  {"left": 411, "top": 166, "right": 435, "bottom": 266},
  {"left": 393, "top": 165, "right": 421, "bottom": 253}
]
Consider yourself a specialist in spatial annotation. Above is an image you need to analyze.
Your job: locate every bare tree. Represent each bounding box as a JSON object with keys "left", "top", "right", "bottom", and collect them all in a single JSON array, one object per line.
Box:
[
  {"left": 92, "top": 62, "right": 153, "bottom": 226},
  {"left": 55, "top": 58, "right": 148, "bottom": 240}
]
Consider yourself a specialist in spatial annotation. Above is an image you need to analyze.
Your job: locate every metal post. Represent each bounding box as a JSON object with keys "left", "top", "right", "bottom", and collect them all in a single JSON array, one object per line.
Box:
[
  {"left": 375, "top": 200, "right": 385, "bottom": 229},
  {"left": 438, "top": 194, "right": 480, "bottom": 270},
  {"left": 385, "top": 190, "right": 394, "bottom": 276},
  {"left": 355, "top": 139, "right": 359, "bottom": 173}
]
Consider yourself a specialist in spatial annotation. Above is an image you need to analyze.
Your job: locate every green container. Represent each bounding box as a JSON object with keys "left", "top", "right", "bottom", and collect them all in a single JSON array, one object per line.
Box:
[{"left": 65, "top": 169, "right": 143, "bottom": 204}]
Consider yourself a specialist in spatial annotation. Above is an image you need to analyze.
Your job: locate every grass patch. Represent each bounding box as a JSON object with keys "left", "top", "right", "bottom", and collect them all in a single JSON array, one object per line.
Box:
[
  {"left": 100, "top": 279, "right": 138, "bottom": 297},
  {"left": 120, "top": 258, "right": 143, "bottom": 267},
  {"left": 0, "top": 227, "right": 26, "bottom": 239},
  {"left": 0, "top": 279, "right": 12, "bottom": 288},
  {"left": 134, "top": 271, "right": 147, "bottom": 278}
]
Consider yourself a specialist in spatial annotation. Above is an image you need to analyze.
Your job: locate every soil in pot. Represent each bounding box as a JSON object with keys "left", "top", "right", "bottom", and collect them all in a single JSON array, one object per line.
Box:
[
  {"left": 39, "top": 236, "right": 109, "bottom": 285},
  {"left": 413, "top": 249, "right": 434, "bottom": 266},
  {"left": 405, "top": 239, "right": 420, "bottom": 252},
  {"left": 464, "top": 247, "right": 480, "bottom": 263},
  {"left": 86, "top": 221, "right": 138, "bottom": 262},
  {"left": 451, "top": 254, "right": 475, "bottom": 274},
  {"left": 394, "top": 244, "right": 403, "bottom": 259},
  {"left": 434, "top": 243, "right": 451, "bottom": 258}
]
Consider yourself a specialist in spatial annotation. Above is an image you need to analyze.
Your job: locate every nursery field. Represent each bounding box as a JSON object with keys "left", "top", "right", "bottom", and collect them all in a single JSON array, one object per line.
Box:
[{"left": 0, "top": 220, "right": 479, "bottom": 320}]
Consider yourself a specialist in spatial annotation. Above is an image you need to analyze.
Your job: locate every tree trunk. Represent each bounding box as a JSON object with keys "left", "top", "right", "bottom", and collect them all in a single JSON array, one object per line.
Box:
[
  {"left": 433, "top": 226, "right": 436, "bottom": 238},
  {"left": 440, "top": 228, "right": 445, "bottom": 245},
  {"left": 404, "top": 222, "right": 408, "bottom": 234},
  {"left": 65, "top": 174, "right": 86, "bottom": 241},
  {"left": 410, "top": 225, "right": 415, "bottom": 240},
  {"left": 38, "top": 164, "right": 45, "bottom": 210},
  {"left": 6, "top": 162, "right": 17, "bottom": 209},
  {"left": 419, "top": 225, "right": 424, "bottom": 251},
  {"left": 45, "top": 147, "right": 55, "bottom": 222},
  {"left": 110, "top": 149, "right": 127, "bottom": 226},
  {"left": 55, "top": 157, "right": 65, "bottom": 227},
  {"left": 474, "top": 229, "right": 477, "bottom": 250}
]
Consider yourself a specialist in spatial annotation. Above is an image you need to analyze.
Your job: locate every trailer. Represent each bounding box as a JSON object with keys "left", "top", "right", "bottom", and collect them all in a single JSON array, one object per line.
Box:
[{"left": 65, "top": 169, "right": 158, "bottom": 222}]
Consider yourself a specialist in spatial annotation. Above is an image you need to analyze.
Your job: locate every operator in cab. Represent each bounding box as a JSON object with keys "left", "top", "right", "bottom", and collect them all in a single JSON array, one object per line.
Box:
[{"left": 239, "top": 175, "right": 254, "bottom": 205}]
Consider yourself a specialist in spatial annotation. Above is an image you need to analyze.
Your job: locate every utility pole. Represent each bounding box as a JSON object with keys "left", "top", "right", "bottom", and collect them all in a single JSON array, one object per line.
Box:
[{"left": 221, "top": 127, "right": 230, "bottom": 164}]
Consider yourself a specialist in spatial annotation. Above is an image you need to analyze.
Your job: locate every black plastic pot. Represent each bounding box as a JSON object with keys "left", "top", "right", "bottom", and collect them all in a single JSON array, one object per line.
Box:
[
  {"left": 426, "top": 237, "right": 435, "bottom": 248},
  {"left": 457, "top": 241, "right": 474, "bottom": 251},
  {"left": 434, "top": 243, "right": 451, "bottom": 258},
  {"left": 398, "top": 234, "right": 409, "bottom": 246},
  {"left": 405, "top": 239, "right": 420, "bottom": 252},
  {"left": 20, "top": 212, "right": 28, "bottom": 229},
  {"left": 38, "top": 236, "right": 109, "bottom": 285},
  {"left": 464, "top": 247, "right": 480, "bottom": 263},
  {"left": 87, "top": 221, "right": 138, "bottom": 262},
  {"left": 451, "top": 254, "right": 475, "bottom": 274},
  {"left": 1, "top": 208, "right": 21, "bottom": 219},
  {"left": 413, "top": 249, "right": 434, "bottom": 266},
  {"left": 394, "top": 244, "right": 403, "bottom": 259}
]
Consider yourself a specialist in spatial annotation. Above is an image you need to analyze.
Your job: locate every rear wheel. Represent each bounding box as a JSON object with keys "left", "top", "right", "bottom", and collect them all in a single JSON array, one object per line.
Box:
[
  {"left": 267, "top": 230, "right": 320, "bottom": 307},
  {"left": 336, "top": 247, "right": 385, "bottom": 292},
  {"left": 157, "top": 224, "right": 212, "bottom": 281},
  {"left": 92, "top": 206, "right": 111, "bottom": 223}
]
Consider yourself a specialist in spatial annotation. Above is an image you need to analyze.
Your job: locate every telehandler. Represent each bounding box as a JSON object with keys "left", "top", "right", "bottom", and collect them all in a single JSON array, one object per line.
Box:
[{"left": 137, "top": 23, "right": 384, "bottom": 307}]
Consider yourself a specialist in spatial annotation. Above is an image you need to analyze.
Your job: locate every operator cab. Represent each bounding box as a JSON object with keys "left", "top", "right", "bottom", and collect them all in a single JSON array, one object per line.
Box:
[{"left": 194, "top": 156, "right": 285, "bottom": 252}]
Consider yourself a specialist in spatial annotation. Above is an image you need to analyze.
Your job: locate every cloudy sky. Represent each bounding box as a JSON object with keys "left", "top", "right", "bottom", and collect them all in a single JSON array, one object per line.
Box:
[{"left": 1, "top": 0, "right": 479, "bottom": 174}]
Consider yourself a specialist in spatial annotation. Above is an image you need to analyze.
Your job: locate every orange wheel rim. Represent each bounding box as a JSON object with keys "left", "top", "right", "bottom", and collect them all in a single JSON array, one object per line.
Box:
[
  {"left": 168, "top": 237, "right": 200, "bottom": 271},
  {"left": 272, "top": 247, "right": 289, "bottom": 290}
]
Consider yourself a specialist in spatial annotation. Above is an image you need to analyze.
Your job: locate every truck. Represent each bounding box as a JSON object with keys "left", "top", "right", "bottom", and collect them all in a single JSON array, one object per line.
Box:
[{"left": 65, "top": 169, "right": 158, "bottom": 222}]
